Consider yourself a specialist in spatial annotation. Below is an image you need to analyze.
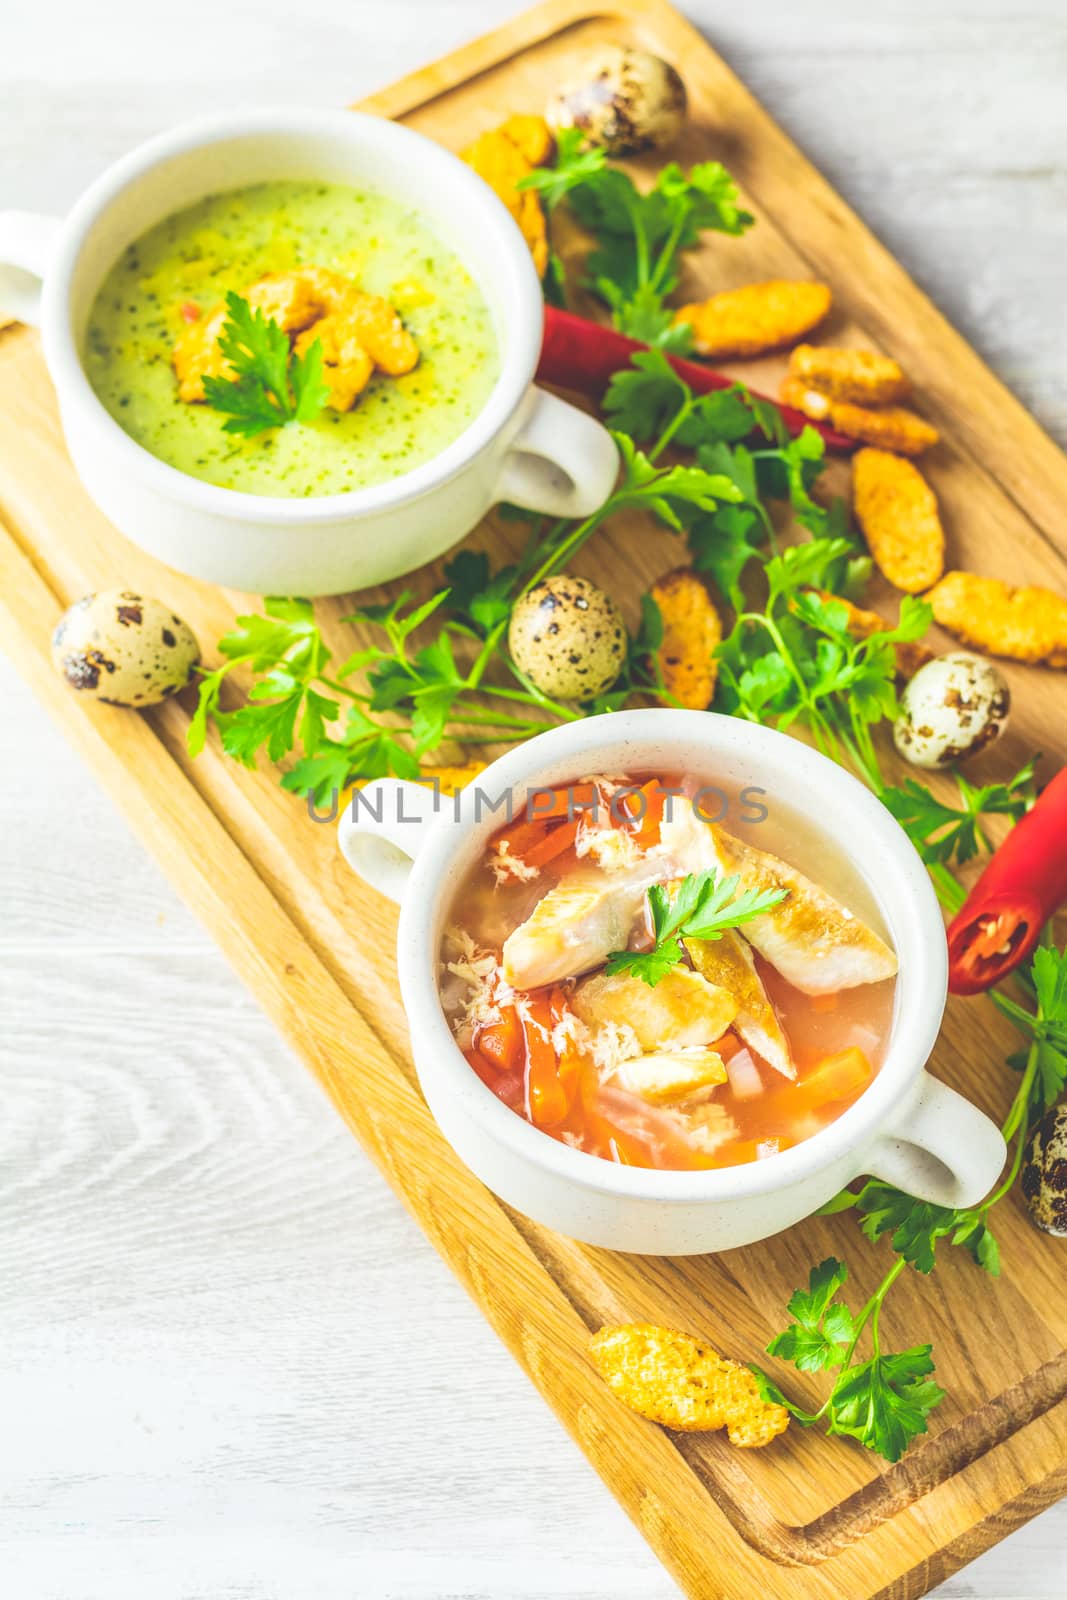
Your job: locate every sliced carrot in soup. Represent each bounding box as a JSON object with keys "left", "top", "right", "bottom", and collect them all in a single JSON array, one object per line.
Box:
[
  {"left": 522, "top": 996, "right": 570, "bottom": 1127},
  {"left": 476, "top": 1003, "right": 523, "bottom": 1073},
  {"left": 522, "top": 816, "right": 582, "bottom": 868}
]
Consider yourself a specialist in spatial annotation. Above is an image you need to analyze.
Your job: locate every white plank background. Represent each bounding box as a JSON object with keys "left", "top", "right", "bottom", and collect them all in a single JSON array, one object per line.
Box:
[{"left": 2, "top": 2, "right": 1066, "bottom": 1596}]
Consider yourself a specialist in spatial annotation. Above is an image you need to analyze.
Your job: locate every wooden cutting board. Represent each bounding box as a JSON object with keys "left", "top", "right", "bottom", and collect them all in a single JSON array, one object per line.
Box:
[{"left": 1, "top": 2, "right": 1066, "bottom": 1595}]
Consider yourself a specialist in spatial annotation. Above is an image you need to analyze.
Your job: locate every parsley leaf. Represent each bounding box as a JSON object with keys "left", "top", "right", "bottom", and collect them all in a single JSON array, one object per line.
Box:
[
  {"left": 688, "top": 504, "right": 767, "bottom": 610},
  {"left": 881, "top": 760, "right": 1037, "bottom": 867},
  {"left": 606, "top": 868, "right": 787, "bottom": 986},
  {"left": 201, "top": 292, "right": 329, "bottom": 436},
  {"left": 765, "top": 1257, "right": 858, "bottom": 1373},
  {"left": 827, "top": 1346, "right": 944, "bottom": 1463},
  {"left": 755, "top": 1255, "right": 947, "bottom": 1461},
  {"left": 522, "top": 133, "right": 753, "bottom": 346},
  {"left": 1001, "top": 944, "right": 1067, "bottom": 1118},
  {"left": 854, "top": 1182, "right": 1000, "bottom": 1276},
  {"left": 443, "top": 549, "right": 517, "bottom": 637}
]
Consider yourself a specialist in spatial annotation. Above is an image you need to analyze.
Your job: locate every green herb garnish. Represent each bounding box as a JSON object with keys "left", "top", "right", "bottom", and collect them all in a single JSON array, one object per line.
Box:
[
  {"left": 201, "top": 292, "right": 330, "bottom": 436},
  {"left": 521, "top": 130, "right": 754, "bottom": 348},
  {"left": 752, "top": 1257, "right": 946, "bottom": 1464},
  {"left": 880, "top": 760, "right": 1037, "bottom": 869},
  {"left": 606, "top": 869, "right": 788, "bottom": 987}
]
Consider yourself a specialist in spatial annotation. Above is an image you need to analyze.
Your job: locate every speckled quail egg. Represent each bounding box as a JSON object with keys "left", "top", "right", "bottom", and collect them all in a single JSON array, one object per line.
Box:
[
  {"left": 51, "top": 589, "right": 200, "bottom": 707},
  {"left": 1021, "top": 1104, "right": 1067, "bottom": 1238},
  {"left": 508, "top": 575, "right": 626, "bottom": 701},
  {"left": 893, "top": 651, "right": 1010, "bottom": 769},
  {"left": 546, "top": 46, "right": 687, "bottom": 157}
]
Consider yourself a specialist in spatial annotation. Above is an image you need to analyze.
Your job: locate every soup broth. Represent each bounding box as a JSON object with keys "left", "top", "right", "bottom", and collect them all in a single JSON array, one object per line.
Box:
[
  {"left": 439, "top": 774, "right": 897, "bottom": 1171},
  {"left": 84, "top": 180, "right": 499, "bottom": 498}
]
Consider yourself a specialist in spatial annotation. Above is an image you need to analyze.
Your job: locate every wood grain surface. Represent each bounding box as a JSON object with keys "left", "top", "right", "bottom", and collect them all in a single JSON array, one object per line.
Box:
[{"left": 3, "top": 2, "right": 1067, "bottom": 1597}]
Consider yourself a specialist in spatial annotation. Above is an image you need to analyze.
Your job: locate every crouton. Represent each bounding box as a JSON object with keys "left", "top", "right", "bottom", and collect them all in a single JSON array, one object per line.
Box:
[
  {"left": 788, "top": 344, "right": 910, "bottom": 405},
  {"left": 589, "top": 1323, "right": 790, "bottom": 1447},
  {"left": 500, "top": 113, "right": 554, "bottom": 167},
  {"left": 649, "top": 566, "right": 722, "bottom": 709},
  {"left": 809, "top": 589, "right": 933, "bottom": 679},
  {"left": 782, "top": 377, "right": 938, "bottom": 456},
  {"left": 826, "top": 400, "right": 938, "bottom": 456},
  {"left": 293, "top": 314, "right": 374, "bottom": 412},
  {"left": 462, "top": 123, "right": 550, "bottom": 277},
  {"left": 926, "top": 572, "right": 1067, "bottom": 667},
  {"left": 673, "top": 280, "right": 832, "bottom": 360},
  {"left": 245, "top": 271, "right": 328, "bottom": 334},
  {"left": 417, "top": 761, "right": 486, "bottom": 796},
  {"left": 337, "top": 290, "right": 419, "bottom": 377},
  {"left": 852, "top": 447, "right": 945, "bottom": 594},
  {"left": 779, "top": 375, "right": 832, "bottom": 419}
]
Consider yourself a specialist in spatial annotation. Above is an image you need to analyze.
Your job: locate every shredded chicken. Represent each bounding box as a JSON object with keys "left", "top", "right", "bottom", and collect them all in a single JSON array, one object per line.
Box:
[
  {"left": 440, "top": 925, "right": 512, "bottom": 1041},
  {"left": 575, "top": 818, "right": 642, "bottom": 872},
  {"left": 489, "top": 841, "right": 541, "bottom": 886}
]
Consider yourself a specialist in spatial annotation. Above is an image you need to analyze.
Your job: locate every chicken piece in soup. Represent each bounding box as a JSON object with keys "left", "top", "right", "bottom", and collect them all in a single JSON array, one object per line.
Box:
[{"left": 438, "top": 775, "right": 897, "bottom": 1171}]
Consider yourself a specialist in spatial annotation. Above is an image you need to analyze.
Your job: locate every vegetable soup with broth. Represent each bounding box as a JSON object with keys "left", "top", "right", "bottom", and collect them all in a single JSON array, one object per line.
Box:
[
  {"left": 84, "top": 180, "right": 499, "bottom": 498},
  {"left": 440, "top": 775, "right": 898, "bottom": 1171}
]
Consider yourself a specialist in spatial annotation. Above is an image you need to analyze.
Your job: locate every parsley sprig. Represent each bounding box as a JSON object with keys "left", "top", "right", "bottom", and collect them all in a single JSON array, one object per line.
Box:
[
  {"left": 521, "top": 130, "right": 754, "bottom": 348},
  {"left": 753, "top": 1258, "right": 944, "bottom": 1463},
  {"left": 880, "top": 761, "right": 1036, "bottom": 903},
  {"left": 201, "top": 292, "right": 330, "bottom": 436},
  {"left": 606, "top": 869, "right": 788, "bottom": 987},
  {"left": 755, "top": 935, "right": 1067, "bottom": 1459}
]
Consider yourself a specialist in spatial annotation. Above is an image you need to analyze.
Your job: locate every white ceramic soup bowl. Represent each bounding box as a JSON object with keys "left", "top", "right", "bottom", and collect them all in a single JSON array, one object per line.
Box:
[
  {"left": 338, "top": 709, "right": 1006, "bottom": 1255},
  {"left": 0, "top": 109, "right": 618, "bottom": 596}
]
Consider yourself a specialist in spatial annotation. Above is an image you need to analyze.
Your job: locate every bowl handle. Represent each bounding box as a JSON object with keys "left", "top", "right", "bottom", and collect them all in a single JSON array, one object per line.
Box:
[
  {"left": 863, "top": 1071, "right": 1007, "bottom": 1209},
  {"left": 495, "top": 386, "right": 619, "bottom": 519},
  {"left": 336, "top": 778, "right": 441, "bottom": 904},
  {"left": 0, "top": 211, "right": 61, "bottom": 327}
]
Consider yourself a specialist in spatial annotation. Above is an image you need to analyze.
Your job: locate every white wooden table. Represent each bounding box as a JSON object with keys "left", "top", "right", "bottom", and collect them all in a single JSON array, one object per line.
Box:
[{"left": 2, "top": 3, "right": 1066, "bottom": 1595}]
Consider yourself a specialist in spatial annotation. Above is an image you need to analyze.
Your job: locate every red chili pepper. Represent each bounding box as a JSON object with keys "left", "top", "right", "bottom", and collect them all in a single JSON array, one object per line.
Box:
[
  {"left": 179, "top": 300, "right": 201, "bottom": 324},
  {"left": 947, "top": 766, "right": 1067, "bottom": 995},
  {"left": 537, "top": 305, "right": 855, "bottom": 453}
]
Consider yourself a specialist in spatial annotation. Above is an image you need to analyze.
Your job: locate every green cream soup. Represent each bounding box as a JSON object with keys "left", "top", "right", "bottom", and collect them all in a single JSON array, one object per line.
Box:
[{"left": 83, "top": 180, "right": 500, "bottom": 498}]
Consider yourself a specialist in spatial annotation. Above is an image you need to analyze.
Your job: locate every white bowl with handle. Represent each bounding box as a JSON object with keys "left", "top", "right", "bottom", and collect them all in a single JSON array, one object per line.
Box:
[
  {"left": 0, "top": 109, "right": 618, "bottom": 596},
  {"left": 336, "top": 708, "right": 1007, "bottom": 1255}
]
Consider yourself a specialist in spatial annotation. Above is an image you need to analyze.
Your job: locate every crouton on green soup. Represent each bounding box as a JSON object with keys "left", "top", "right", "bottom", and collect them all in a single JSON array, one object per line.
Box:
[{"left": 83, "top": 180, "right": 499, "bottom": 499}]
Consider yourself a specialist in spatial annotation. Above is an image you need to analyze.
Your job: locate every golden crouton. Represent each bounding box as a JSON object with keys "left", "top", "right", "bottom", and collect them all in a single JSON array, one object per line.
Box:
[
  {"left": 852, "top": 447, "right": 945, "bottom": 594},
  {"left": 926, "top": 572, "right": 1067, "bottom": 667},
  {"left": 809, "top": 589, "right": 933, "bottom": 678},
  {"left": 245, "top": 271, "right": 327, "bottom": 334},
  {"left": 788, "top": 344, "right": 910, "bottom": 405},
  {"left": 173, "top": 267, "right": 337, "bottom": 403},
  {"left": 462, "top": 123, "right": 550, "bottom": 277},
  {"left": 782, "top": 378, "right": 938, "bottom": 456},
  {"left": 341, "top": 290, "right": 419, "bottom": 376},
  {"left": 649, "top": 566, "right": 722, "bottom": 709},
  {"left": 296, "top": 266, "right": 357, "bottom": 312},
  {"left": 500, "top": 113, "right": 554, "bottom": 167},
  {"left": 779, "top": 375, "right": 832, "bottom": 419},
  {"left": 417, "top": 760, "right": 486, "bottom": 795},
  {"left": 827, "top": 400, "right": 938, "bottom": 456},
  {"left": 293, "top": 315, "right": 374, "bottom": 412},
  {"left": 172, "top": 304, "right": 230, "bottom": 402},
  {"left": 674, "top": 281, "right": 832, "bottom": 360},
  {"left": 174, "top": 261, "right": 419, "bottom": 414},
  {"left": 345, "top": 761, "right": 485, "bottom": 813},
  {"left": 589, "top": 1323, "right": 790, "bottom": 1448}
]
